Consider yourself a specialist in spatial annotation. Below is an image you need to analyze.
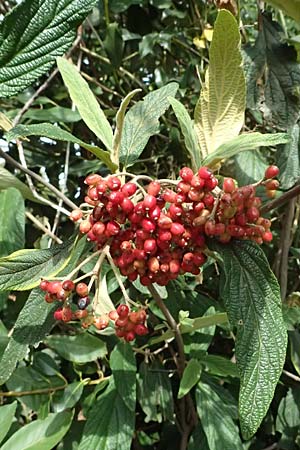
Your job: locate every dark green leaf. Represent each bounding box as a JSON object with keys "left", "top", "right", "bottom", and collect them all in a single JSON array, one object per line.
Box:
[
  {"left": 0, "top": 289, "right": 55, "bottom": 385},
  {"left": 178, "top": 359, "right": 202, "bottom": 399},
  {"left": 196, "top": 381, "right": 243, "bottom": 450},
  {"left": 53, "top": 381, "right": 85, "bottom": 412},
  {"left": 0, "top": 188, "right": 25, "bottom": 257},
  {"left": 0, "top": 167, "right": 42, "bottom": 203},
  {"left": 0, "top": 410, "right": 74, "bottom": 450},
  {"left": 110, "top": 341, "right": 136, "bottom": 411},
  {"left": 78, "top": 381, "right": 135, "bottom": 450},
  {"left": 0, "top": 402, "right": 17, "bottom": 445},
  {"left": 201, "top": 354, "right": 239, "bottom": 378},
  {"left": 289, "top": 330, "right": 300, "bottom": 376},
  {"left": 276, "top": 388, "right": 300, "bottom": 448},
  {"left": 103, "top": 23, "right": 124, "bottom": 69},
  {"left": 6, "top": 123, "right": 116, "bottom": 171},
  {"left": 215, "top": 240, "right": 288, "bottom": 439},
  {"left": 188, "top": 424, "right": 210, "bottom": 450},
  {"left": 0, "top": 0, "right": 97, "bottom": 97},
  {"left": 278, "top": 124, "right": 300, "bottom": 189},
  {"left": 45, "top": 333, "right": 107, "bottom": 363},
  {"left": 119, "top": 82, "right": 179, "bottom": 168}
]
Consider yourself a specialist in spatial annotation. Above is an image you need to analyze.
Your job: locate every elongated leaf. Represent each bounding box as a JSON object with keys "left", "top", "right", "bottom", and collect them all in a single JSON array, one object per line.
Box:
[
  {"left": 278, "top": 124, "right": 300, "bottom": 189},
  {"left": 0, "top": 167, "right": 41, "bottom": 203},
  {"left": 178, "top": 359, "right": 202, "bottom": 399},
  {"left": 196, "top": 381, "right": 243, "bottom": 450},
  {"left": 0, "top": 188, "right": 25, "bottom": 257},
  {"left": 0, "top": 402, "right": 17, "bottom": 445},
  {"left": 0, "top": 289, "right": 55, "bottom": 385},
  {"left": 0, "top": 238, "right": 73, "bottom": 291},
  {"left": 45, "top": 333, "right": 107, "bottom": 363},
  {"left": 110, "top": 341, "right": 136, "bottom": 411},
  {"left": 203, "top": 132, "right": 289, "bottom": 167},
  {"left": 6, "top": 123, "right": 116, "bottom": 171},
  {"left": 0, "top": 410, "right": 73, "bottom": 450},
  {"left": 265, "top": 0, "right": 300, "bottom": 22},
  {"left": 0, "top": 0, "right": 97, "bottom": 98},
  {"left": 79, "top": 381, "right": 135, "bottom": 450},
  {"left": 215, "top": 240, "right": 288, "bottom": 439},
  {"left": 169, "top": 97, "right": 201, "bottom": 171},
  {"left": 119, "top": 82, "right": 179, "bottom": 168},
  {"left": 53, "top": 381, "right": 85, "bottom": 412},
  {"left": 23, "top": 106, "right": 81, "bottom": 123},
  {"left": 194, "top": 10, "right": 246, "bottom": 157},
  {"left": 276, "top": 387, "right": 300, "bottom": 447},
  {"left": 57, "top": 57, "right": 113, "bottom": 150}
]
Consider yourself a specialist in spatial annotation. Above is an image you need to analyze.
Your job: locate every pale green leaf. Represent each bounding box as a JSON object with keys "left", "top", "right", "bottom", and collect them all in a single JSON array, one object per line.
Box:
[
  {"left": 57, "top": 57, "right": 113, "bottom": 150},
  {"left": 0, "top": 238, "right": 74, "bottom": 291},
  {"left": 0, "top": 188, "right": 25, "bottom": 257},
  {"left": 202, "top": 132, "right": 289, "bottom": 167},
  {"left": 93, "top": 273, "right": 115, "bottom": 316},
  {"left": 0, "top": 0, "right": 97, "bottom": 97},
  {"left": 0, "top": 402, "right": 17, "bottom": 445},
  {"left": 178, "top": 359, "right": 202, "bottom": 399},
  {"left": 23, "top": 106, "right": 81, "bottom": 123},
  {"left": 0, "top": 167, "right": 41, "bottom": 203},
  {"left": 45, "top": 333, "right": 107, "bottom": 363},
  {"left": 6, "top": 123, "right": 116, "bottom": 171},
  {"left": 110, "top": 341, "right": 136, "bottom": 411},
  {"left": 79, "top": 381, "right": 135, "bottom": 450},
  {"left": 0, "top": 411, "right": 74, "bottom": 450},
  {"left": 194, "top": 10, "right": 246, "bottom": 157},
  {"left": 265, "top": 0, "right": 300, "bottom": 21},
  {"left": 169, "top": 97, "right": 201, "bottom": 171},
  {"left": 119, "top": 82, "right": 179, "bottom": 168},
  {"left": 215, "top": 240, "right": 288, "bottom": 439}
]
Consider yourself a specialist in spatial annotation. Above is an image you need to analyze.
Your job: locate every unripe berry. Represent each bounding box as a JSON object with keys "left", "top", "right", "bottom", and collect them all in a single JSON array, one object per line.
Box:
[
  {"left": 169, "top": 259, "right": 180, "bottom": 274},
  {"left": 85, "top": 174, "right": 102, "bottom": 185},
  {"left": 117, "top": 304, "right": 130, "bottom": 318},
  {"left": 265, "top": 179, "right": 280, "bottom": 190},
  {"left": 79, "top": 220, "right": 92, "bottom": 234},
  {"left": 179, "top": 167, "right": 194, "bottom": 182},
  {"left": 87, "top": 186, "right": 99, "bottom": 201},
  {"left": 198, "top": 166, "right": 212, "bottom": 180},
  {"left": 45, "top": 293, "right": 55, "bottom": 303},
  {"left": 223, "top": 178, "right": 235, "bottom": 193},
  {"left": 74, "top": 309, "right": 88, "bottom": 319},
  {"left": 94, "top": 315, "right": 109, "bottom": 330},
  {"left": 109, "top": 310, "right": 119, "bottom": 321},
  {"left": 266, "top": 189, "right": 277, "bottom": 199},
  {"left": 70, "top": 209, "right": 83, "bottom": 222},
  {"left": 158, "top": 215, "right": 173, "bottom": 229},
  {"left": 147, "top": 181, "right": 161, "bottom": 196},
  {"left": 62, "top": 280, "right": 75, "bottom": 292},
  {"left": 265, "top": 165, "right": 279, "bottom": 179},
  {"left": 148, "top": 257, "right": 160, "bottom": 273},
  {"left": 76, "top": 283, "right": 89, "bottom": 297}
]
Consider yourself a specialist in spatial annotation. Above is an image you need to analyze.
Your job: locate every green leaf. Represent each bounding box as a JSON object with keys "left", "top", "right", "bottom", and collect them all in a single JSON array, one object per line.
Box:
[
  {"left": 289, "top": 330, "right": 300, "bottom": 376},
  {"left": 244, "top": 14, "right": 300, "bottom": 128},
  {"left": 196, "top": 381, "right": 243, "bottom": 450},
  {"left": 278, "top": 124, "right": 300, "bottom": 189},
  {"left": 188, "top": 424, "right": 210, "bottom": 450},
  {"left": 178, "top": 359, "right": 202, "bottom": 399},
  {"left": 0, "top": 410, "right": 74, "bottom": 450},
  {"left": 276, "top": 387, "right": 300, "bottom": 447},
  {"left": 6, "top": 123, "right": 116, "bottom": 171},
  {"left": 215, "top": 240, "right": 288, "bottom": 439},
  {"left": 169, "top": 97, "right": 201, "bottom": 171},
  {"left": 0, "top": 0, "right": 97, "bottom": 98},
  {"left": 202, "top": 132, "right": 289, "bottom": 167},
  {"left": 57, "top": 57, "right": 113, "bottom": 151},
  {"left": 23, "top": 106, "right": 81, "bottom": 123},
  {"left": 265, "top": 0, "right": 300, "bottom": 21},
  {"left": 0, "top": 188, "right": 25, "bottom": 257},
  {"left": 0, "top": 288, "right": 55, "bottom": 385},
  {"left": 119, "top": 82, "right": 179, "bottom": 168},
  {"left": 103, "top": 22, "right": 124, "bottom": 69},
  {"left": 0, "top": 167, "right": 41, "bottom": 203},
  {"left": 0, "top": 402, "right": 17, "bottom": 445},
  {"left": 201, "top": 355, "right": 239, "bottom": 378},
  {"left": 234, "top": 149, "right": 268, "bottom": 186},
  {"left": 137, "top": 360, "right": 174, "bottom": 423},
  {"left": 0, "top": 238, "right": 74, "bottom": 291},
  {"left": 110, "top": 341, "right": 136, "bottom": 411},
  {"left": 45, "top": 333, "right": 107, "bottom": 363},
  {"left": 79, "top": 381, "right": 135, "bottom": 450},
  {"left": 53, "top": 381, "right": 85, "bottom": 413},
  {"left": 194, "top": 10, "right": 246, "bottom": 158}
]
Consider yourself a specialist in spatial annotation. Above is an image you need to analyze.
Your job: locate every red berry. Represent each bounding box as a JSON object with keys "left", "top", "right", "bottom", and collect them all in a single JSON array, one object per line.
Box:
[
  {"left": 94, "top": 315, "right": 109, "bottom": 330},
  {"left": 76, "top": 283, "right": 89, "bottom": 297},
  {"left": 116, "top": 317, "right": 128, "bottom": 328},
  {"left": 79, "top": 220, "right": 92, "bottom": 234},
  {"left": 198, "top": 166, "right": 212, "bottom": 180},
  {"left": 87, "top": 186, "right": 99, "bottom": 201},
  {"left": 149, "top": 206, "right": 161, "bottom": 221},
  {"left": 121, "top": 198, "right": 134, "bottom": 214},
  {"left": 92, "top": 222, "right": 106, "bottom": 237},
  {"left": 70, "top": 209, "right": 83, "bottom": 222},
  {"left": 141, "top": 218, "right": 156, "bottom": 233},
  {"left": 265, "top": 165, "right": 279, "bottom": 179},
  {"left": 109, "top": 310, "right": 119, "bottom": 321},
  {"left": 107, "top": 176, "right": 121, "bottom": 191},
  {"left": 62, "top": 279, "right": 75, "bottom": 292},
  {"left": 179, "top": 167, "right": 194, "bottom": 182},
  {"left": 134, "top": 324, "right": 149, "bottom": 336},
  {"left": 263, "top": 231, "right": 273, "bottom": 242},
  {"left": 246, "top": 207, "right": 260, "bottom": 222},
  {"left": 177, "top": 181, "right": 190, "bottom": 194},
  {"left": 47, "top": 281, "right": 62, "bottom": 295},
  {"left": 74, "top": 309, "right": 88, "bottom": 319},
  {"left": 117, "top": 304, "right": 130, "bottom": 318},
  {"left": 85, "top": 174, "right": 102, "bottom": 185},
  {"left": 162, "top": 189, "right": 177, "bottom": 203},
  {"left": 96, "top": 180, "right": 107, "bottom": 194},
  {"left": 45, "top": 293, "right": 55, "bottom": 303},
  {"left": 124, "top": 331, "right": 136, "bottom": 342},
  {"left": 170, "top": 222, "right": 185, "bottom": 236},
  {"left": 223, "top": 178, "right": 236, "bottom": 193},
  {"left": 54, "top": 308, "right": 63, "bottom": 320},
  {"left": 106, "top": 221, "right": 120, "bottom": 236},
  {"left": 109, "top": 191, "right": 124, "bottom": 205},
  {"left": 144, "top": 239, "right": 157, "bottom": 254},
  {"left": 122, "top": 182, "right": 137, "bottom": 197},
  {"left": 40, "top": 280, "right": 49, "bottom": 291},
  {"left": 62, "top": 307, "right": 73, "bottom": 322},
  {"left": 147, "top": 181, "right": 161, "bottom": 196}
]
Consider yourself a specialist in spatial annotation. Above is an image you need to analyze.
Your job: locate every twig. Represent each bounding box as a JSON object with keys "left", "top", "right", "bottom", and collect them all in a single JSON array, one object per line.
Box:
[
  {"left": 25, "top": 211, "right": 63, "bottom": 244},
  {"left": 283, "top": 369, "right": 300, "bottom": 383},
  {"left": 260, "top": 184, "right": 300, "bottom": 214},
  {"left": 0, "top": 384, "right": 67, "bottom": 397}
]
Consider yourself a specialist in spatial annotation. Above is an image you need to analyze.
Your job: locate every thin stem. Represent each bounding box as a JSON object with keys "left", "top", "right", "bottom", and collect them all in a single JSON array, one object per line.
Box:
[
  {"left": 261, "top": 184, "right": 300, "bottom": 214},
  {"left": 104, "top": 248, "right": 132, "bottom": 306},
  {"left": 0, "top": 384, "right": 67, "bottom": 397},
  {"left": 25, "top": 212, "right": 62, "bottom": 244},
  {"left": 66, "top": 249, "right": 102, "bottom": 280}
]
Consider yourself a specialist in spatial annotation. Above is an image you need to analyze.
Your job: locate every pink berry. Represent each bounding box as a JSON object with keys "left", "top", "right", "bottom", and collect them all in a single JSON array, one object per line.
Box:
[{"left": 265, "top": 165, "right": 279, "bottom": 179}]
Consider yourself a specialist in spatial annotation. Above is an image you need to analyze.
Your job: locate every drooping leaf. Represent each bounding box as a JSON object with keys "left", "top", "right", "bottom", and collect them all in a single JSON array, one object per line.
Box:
[
  {"left": 0, "top": 188, "right": 25, "bottom": 257},
  {"left": 202, "top": 132, "right": 289, "bottom": 167},
  {"left": 45, "top": 333, "right": 107, "bottom": 363},
  {"left": 57, "top": 57, "right": 114, "bottom": 151},
  {"left": 137, "top": 360, "right": 174, "bottom": 423},
  {"left": 0, "top": 167, "right": 41, "bottom": 203},
  {"left": 0, "top": 410, "right": 74, "bottom": 450},
  {"left": 265, "top": 0, "right": 300, "bottom": 21},
  {"left": 79, "top": 381, "right": 135, "bottom": 450},
  {"left": 6, "top": 123, "right": 116, "bottom": 171},
  {"left": 194, "top": 10, "right": 246, "bottom": 157},
  {"left": 178, "top": 359, "right": 202, "bottom": 399},
  {"left": 214, "top": 240, "right": 288, "bottom": 439},
  {"left": 169, "top": 97, "right": 201, "bottom": 171},
  {"left": 244, "top": 13, "right": 300, "bottom": 128},
  {"left": 0, "top": 402, "right": 17, "bottom": 445},
  {"left": 0, "top": 237, "right": 74, "bottom": 291},
  {"left": 119, "top": 82, "right": 179, "bottom": 168},
  {"left": 278, "top": 124, "right": 300, "bottom": 189},
  {"left": 196, "top": 381, "right": 243, "bottom": 450},
  {"left": 110, "top": 341, "right": 136, "bottom": 411},
  {"left": 0, "top": 0, "right": 97, "bottom": 97},
  {"left": 0, "top": 289, "right": 56, "bottom": 385}
]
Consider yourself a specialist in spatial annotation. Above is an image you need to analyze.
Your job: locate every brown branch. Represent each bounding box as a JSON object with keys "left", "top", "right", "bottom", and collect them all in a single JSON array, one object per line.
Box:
[
  {"left": 260, "top": 184, "right": 300, "bottom": 214},
  {"left": 0, "top": 384, "right": 67, "bottom": 397}
]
